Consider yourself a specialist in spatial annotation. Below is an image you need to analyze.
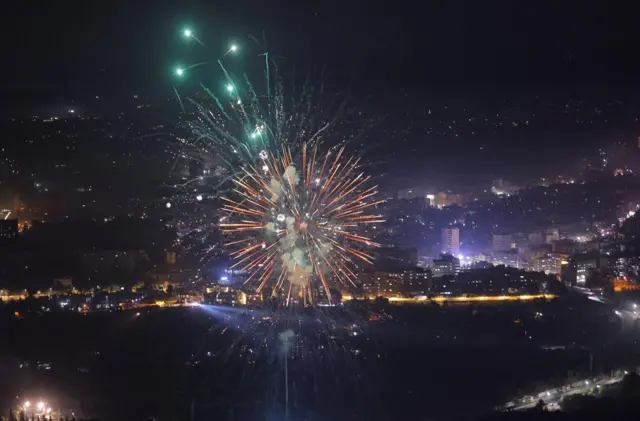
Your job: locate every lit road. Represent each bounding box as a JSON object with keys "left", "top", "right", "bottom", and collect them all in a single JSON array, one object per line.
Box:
[{"left": 504, "top": 369, "right": 633, "bottom": 411}]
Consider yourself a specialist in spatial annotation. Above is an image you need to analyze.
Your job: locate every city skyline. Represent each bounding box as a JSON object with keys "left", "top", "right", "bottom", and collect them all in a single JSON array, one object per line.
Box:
[{"left": 3, "top": 3, "right": 640, "bottom": 421}]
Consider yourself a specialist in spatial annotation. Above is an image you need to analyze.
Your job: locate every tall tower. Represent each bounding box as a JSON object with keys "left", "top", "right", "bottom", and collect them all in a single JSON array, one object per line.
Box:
[{"left": 441, "top": 227, "right": 460, "bottom": 256}]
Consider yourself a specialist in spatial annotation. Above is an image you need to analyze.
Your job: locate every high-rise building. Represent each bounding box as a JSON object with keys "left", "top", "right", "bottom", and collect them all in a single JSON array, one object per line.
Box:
[{"left": 441, "top": 228, "right": 460, "bottom": 256}]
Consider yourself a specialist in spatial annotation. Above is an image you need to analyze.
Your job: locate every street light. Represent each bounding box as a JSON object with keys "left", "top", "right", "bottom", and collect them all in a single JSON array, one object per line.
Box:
[
  {"left": 183, "top": 28, "right": 192, "bottom": 38},
  {"left": 229, "top": 44, "right": 238, "bottom": 53},
  {"left": 175, "top": 67, "right": 185, "bottom": 77},
  {"left": 226, "top": 84, "right": 235, "bottom": 93},
  {"left": 24, "top": 401, "right": 31, "bottom": 409},
  {"left": 37, "top": 402, "right": 45, "bottom": 410}
]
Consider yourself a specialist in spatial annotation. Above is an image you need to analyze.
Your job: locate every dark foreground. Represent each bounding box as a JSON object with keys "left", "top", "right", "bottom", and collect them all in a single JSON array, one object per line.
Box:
[{"left": 1, "top": 296, "right": 639, "bottom": 421}]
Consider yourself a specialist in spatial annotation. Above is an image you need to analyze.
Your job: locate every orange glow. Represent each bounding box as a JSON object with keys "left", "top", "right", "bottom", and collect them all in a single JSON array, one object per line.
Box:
[
  {"left": 345, "top": 294, "right": 556, "bottom": 303},
  {"left": 613, "top": 278, "right": 640, "bottom": 292}
]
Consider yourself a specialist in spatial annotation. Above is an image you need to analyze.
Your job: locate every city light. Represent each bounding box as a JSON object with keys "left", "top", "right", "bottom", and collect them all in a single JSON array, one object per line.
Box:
[
  {"left": 353, "top": 294, "right": 558, "bottom": 303},
  {"left": 24, "top": 401, "right": 30, "bottom": 408},
  {"left": 196, "top": 194, "right": 203, "bottom": 201},
  {"left": 37, "top": 402, "right": 45, "bottom": 410},
  {"left": 166, "top": 202, "right": 172, "bottom": 209}
]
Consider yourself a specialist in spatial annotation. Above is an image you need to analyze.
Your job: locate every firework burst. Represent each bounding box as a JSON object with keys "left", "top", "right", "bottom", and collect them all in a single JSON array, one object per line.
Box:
[
  {"left": 170, "top": 28, "right": 383, "bottom": 303},
  {"left": 220, "top": 143, "right": 384, "bottom": 305}
]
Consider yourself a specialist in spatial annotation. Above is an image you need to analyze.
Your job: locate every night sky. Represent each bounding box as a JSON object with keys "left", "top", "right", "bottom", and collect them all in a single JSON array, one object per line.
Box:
[{"left": 3, "top": 1, "right": 640, "bottom": 185}]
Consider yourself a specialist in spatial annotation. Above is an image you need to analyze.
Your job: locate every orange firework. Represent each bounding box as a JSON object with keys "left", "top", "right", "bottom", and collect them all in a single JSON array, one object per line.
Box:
[{"left": 220, "top": 144, "right": 385, "bottom": 305}]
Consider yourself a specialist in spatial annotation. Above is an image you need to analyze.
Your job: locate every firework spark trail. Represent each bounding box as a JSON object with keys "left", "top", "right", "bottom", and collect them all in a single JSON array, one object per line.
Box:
[
  {"left": 174, "top": 35, "right": 350, "bottom": 184},
  {"left": 171, "top": 30, "right": 385, "bottom": 301},
  {"left": 221, "top": 144, "right": 384, "bottom": 304}
]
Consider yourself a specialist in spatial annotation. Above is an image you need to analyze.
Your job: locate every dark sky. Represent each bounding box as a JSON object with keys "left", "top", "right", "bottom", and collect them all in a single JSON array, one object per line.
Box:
[
  {"left": 3, "top": 1, "right": 640, "bottom": 96},
  {"left": 3, "top": 1, "right": 640, "bottom": 185}
]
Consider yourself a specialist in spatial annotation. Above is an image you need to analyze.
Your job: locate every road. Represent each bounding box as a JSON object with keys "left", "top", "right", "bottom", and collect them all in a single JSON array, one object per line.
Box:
[{"left": 504, "top": 369, "right": 632, "bottom": 411}]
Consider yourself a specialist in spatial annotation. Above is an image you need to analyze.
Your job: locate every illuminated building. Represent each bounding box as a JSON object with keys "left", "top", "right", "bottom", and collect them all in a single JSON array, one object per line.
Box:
[
  {"left": 432, "top": 254, "right": 460, "bottom": 278},
  {"left": 612, "top": 256, "right": 640, "bottom": 278},
  {"left": 425, "top": 194, "right": 435, "bottom": 207},
  {"left": 576, "top": 260, "right": 597, "bottom": 285},
  {"left": 492, "top": 250, "right": 527, "bottom": 270},
  {"left": 531, "top": 253, "right": 568, "bottom": 277},
  {"left": 358, "top": 271, "right": 404, "bottom": 297},
  {"left": 402, "top": 269, "right": 432, "bottom": 294},
  {"left": 441, "top": 227, "right": 460, "bottom": 255},
  {"left": 613, "top": 278, "right": 640, "bottom": 292}
]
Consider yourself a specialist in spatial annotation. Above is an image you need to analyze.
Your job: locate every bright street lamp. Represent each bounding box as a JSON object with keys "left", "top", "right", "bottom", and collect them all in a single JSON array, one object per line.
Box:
[{"left": 183, "top": 29, "right": 192, "bottom": 38}]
